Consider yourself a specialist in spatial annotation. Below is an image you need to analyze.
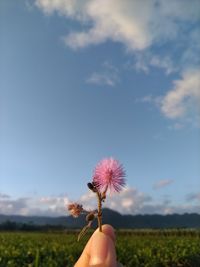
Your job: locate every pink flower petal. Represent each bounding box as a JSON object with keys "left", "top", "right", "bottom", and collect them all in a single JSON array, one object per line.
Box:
[{"left": 93, "top": 158, "right": 126, "bottom": 193}]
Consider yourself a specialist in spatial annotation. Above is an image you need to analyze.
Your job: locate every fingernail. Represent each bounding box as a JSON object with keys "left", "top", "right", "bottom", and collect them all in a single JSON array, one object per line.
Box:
[{"left": 89, "top": 233, "right": 108, "bottom": 265}]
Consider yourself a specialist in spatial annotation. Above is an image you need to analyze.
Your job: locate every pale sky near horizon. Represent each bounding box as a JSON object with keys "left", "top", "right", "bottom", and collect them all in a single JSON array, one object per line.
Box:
[{"left": 0, "top": 0, "right": 200, "bottom": 216}]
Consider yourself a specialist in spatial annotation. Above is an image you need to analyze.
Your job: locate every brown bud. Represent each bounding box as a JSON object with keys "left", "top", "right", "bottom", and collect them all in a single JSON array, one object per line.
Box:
[
  {"left": 87, "top": 182, "right": 97, "bottom": 192},
  {"left": 86, "top": 212, "right": 95, "bottom": 222},
  {"left": 87, "top": 182, "right": 94, "bottom": 190}
]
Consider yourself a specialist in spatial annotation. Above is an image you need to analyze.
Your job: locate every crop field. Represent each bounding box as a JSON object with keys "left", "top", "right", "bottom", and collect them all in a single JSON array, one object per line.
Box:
[{"left": 0, "top": 229, "right": 200, "bottom": 267}]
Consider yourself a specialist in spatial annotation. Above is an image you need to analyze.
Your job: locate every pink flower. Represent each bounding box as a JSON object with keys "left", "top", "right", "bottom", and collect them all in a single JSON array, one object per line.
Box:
[
  {"left": 93, "top": 158, "right": 126, "bottom": 193},
  {"left": 68, "top": 203, "right": 83, "bottom": 218}
]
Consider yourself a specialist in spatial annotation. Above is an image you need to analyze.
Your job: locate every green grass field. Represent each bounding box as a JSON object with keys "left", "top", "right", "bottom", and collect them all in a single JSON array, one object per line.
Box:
[{"left": 0, "top": 230, "right": 200, "bottom": 267}]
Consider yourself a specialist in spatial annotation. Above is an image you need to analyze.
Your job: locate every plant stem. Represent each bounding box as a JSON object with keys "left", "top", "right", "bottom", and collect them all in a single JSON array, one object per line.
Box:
[{"left": 97, "top": 192, "right": 102, "bottom": 232}]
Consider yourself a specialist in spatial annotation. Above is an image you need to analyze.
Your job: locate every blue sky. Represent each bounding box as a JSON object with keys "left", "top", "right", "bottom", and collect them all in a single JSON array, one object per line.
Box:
[{"left": 0, "top": 0, "right": 200, "bottom": 216}]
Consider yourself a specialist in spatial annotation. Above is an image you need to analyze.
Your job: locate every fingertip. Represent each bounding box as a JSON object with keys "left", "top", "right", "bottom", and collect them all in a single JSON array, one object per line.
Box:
[{"left": 89, "top": 229, "right": 117, "bottom": 267}]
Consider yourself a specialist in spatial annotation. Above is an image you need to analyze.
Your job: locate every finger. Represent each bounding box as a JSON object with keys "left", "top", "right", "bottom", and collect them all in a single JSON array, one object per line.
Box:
[
  {"left": 89, "top": 228, "right": 117, "bottom": 267},
  {"left": 74, "top": 224, "right": 116, "bottom": 267}
]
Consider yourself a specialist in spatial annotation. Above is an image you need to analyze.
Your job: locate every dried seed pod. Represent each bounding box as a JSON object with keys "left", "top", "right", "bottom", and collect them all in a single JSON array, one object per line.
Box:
[{"left": 67, "top": 203, "right": 83, "bottom": 218}]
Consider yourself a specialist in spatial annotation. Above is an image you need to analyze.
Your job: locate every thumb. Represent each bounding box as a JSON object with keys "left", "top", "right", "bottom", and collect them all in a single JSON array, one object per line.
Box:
[{"left": 89, "top": 227, "right": 117, "bottom": 267}]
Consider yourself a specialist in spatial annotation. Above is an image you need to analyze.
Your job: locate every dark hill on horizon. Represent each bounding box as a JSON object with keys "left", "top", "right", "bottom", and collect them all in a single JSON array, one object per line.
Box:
[{"left": 0, "top": 208, "right": 200, "bottom": 229}]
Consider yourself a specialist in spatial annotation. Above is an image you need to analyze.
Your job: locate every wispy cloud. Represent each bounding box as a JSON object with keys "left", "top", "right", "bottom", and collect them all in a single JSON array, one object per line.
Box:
[
  {"left": 135, "top": 95, "right": 161, "bottom": 106},
  {"left": 86, "top": 62, "right": 119, "bottom": 87},
  {"left": 153, "top": 179, "right": 174, "bottom": 190},
  {"left": 133, "top": 53, "right": 178, "bottom": 75},
  {"left": 87, "top": 72, "right": 116, "bottom": 87},
  {"left": 186, "top": 192, "right": 200, "bottom": 202}
]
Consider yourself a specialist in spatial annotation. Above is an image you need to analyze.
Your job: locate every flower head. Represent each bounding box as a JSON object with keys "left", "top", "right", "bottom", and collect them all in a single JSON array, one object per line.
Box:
[
  {"left": 93, "top": 158, "right": 126, "bottom": 193},
  {"left": 68, "top": 203, "right": 83, "bottom": 218}
]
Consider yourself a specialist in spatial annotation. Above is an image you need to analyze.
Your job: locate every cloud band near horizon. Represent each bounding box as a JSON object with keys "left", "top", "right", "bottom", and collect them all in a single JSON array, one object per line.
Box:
[{"left": 1, "top": 185, "right": 200, "bottom": 217}]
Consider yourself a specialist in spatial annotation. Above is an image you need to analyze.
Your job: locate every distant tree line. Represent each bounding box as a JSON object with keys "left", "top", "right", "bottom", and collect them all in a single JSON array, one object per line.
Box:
[
  {"left": 0, "top": 210, "right": 200, "bottom": 230},
  {"left": 0, "top": 221, "right": 66, "bottom": 231}
]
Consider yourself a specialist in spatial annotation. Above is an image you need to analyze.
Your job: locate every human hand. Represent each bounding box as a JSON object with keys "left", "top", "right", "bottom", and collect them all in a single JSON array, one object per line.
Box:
[{"left": 74, "top": 224, "right": 123, "bottom": 267}]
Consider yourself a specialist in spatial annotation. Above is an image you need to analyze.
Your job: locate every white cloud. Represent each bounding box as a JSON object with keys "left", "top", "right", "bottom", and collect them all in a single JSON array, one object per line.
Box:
[
  {"left": 153, "top": 179, "right": 173, "bottom": 190},
  {"left": 106, "top": 187, "right": 152, "bottom": 214},
  {"left": 161, "top": 69, "right": 200, "bottom": 120},
  {"left": 139, "top": 203, "right": 200, "bottom": 215},
  {"left": 0, "top": 197, "right": 29, "bottom": 215},
  {"left": 135, "top": 69, "right": 200, "bottom": 126},
  {"left": 71, "top": 186, "right": 200, "bottom": 215},
  {"left": 1, "top": 187, "right": 200, "bottom": 216},
  {"left": 0, "top": 194, "right": 71, "bottom": 217},
  {"left": 35, "top": 0, "right": 200, "bottom": 53},
  {"left": 75, "top": 186, "right": 152, "bottom": 214}
]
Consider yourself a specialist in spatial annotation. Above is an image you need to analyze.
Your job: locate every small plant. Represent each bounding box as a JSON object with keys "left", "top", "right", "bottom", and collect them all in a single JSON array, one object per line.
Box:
[{"left": 67, "top": 157, "right": 126, "bottom": 241}]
